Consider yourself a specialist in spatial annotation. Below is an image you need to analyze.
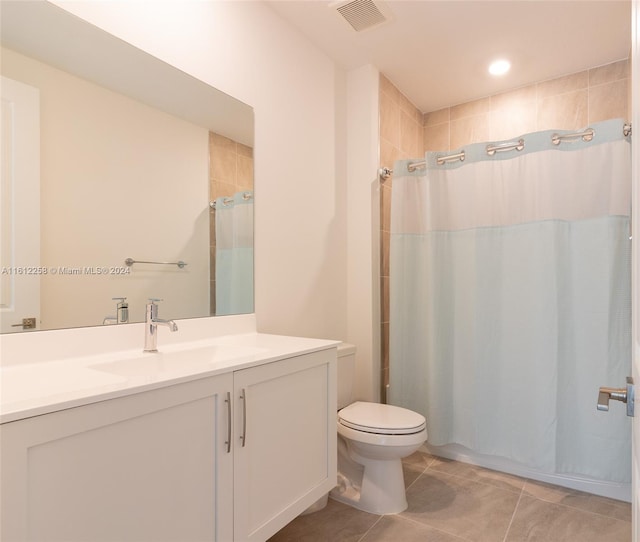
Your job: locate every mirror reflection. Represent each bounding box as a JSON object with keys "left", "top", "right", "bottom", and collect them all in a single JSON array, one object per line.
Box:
[{"left": 0, "top": 1, "right": 254, "bottom": 333}]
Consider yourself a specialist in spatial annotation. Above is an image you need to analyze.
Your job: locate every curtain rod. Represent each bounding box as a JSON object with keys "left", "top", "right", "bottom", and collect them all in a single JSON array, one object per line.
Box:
[
  {"left": 209, "top": 191, "right": 253, "bottom": 209},
  {"left": 378, "top": 123, "right": 632, "bottom": 180}
]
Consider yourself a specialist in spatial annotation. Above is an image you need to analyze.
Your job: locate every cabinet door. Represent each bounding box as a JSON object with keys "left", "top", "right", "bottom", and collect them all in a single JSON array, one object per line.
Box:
[
  {"left": 233, "top": 349, "right": 337, "bottom": 542},
  {"left": 0, "top": 374, "right": 233, "bottom": 542}
]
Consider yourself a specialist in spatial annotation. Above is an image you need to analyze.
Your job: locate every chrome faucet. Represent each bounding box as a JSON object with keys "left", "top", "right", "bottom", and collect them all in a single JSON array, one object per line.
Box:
[
  {"left": 144, "top": 298, "right": 178, "bottom": 353},
  {"left": 103, "top": 297, "right": 129, "bottom": 325}
]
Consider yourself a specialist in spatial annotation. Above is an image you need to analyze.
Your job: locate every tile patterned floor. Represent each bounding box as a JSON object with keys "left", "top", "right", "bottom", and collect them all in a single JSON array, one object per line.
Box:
[{"left": 268, "top": 451, "right": 632, "bottom": 542}]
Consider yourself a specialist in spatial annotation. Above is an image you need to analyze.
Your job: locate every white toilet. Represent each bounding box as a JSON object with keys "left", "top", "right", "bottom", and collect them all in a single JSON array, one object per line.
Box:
[{"left": 329, "top": 343, "right": 427, "bottom": 515}]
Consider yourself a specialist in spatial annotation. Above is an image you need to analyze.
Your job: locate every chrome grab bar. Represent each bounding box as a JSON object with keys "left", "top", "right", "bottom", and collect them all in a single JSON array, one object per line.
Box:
[{"left": 124, "top": 258, "right": 187, "bottom": 269}]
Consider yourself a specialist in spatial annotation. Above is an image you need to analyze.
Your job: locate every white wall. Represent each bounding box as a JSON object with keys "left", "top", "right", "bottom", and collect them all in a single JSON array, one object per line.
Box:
[
  {"left": 346, "top": 65, "right": 380, "bottom": 402},
  {"left": 50, "top": 0, "right": 349, "bottom": 342}
]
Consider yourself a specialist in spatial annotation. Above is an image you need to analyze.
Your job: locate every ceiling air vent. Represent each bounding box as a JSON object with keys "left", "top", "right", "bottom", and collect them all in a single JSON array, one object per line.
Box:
[{"left": 331, "top": 0, "right": 393, "bottom": 33}]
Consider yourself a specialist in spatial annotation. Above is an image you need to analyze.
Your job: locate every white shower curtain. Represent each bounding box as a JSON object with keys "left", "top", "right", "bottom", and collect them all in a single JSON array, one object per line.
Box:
[
  {"left": 215, "top": 191, "right": 254, "bottom": 316},
  {"left": 389, "top": 119, "right": 631, "bottom": 482}
]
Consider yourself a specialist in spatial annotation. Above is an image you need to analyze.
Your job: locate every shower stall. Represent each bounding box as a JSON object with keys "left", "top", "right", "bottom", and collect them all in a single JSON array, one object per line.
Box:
[{"left": 381, "top": 113, "right": 632, "bottom": 501}]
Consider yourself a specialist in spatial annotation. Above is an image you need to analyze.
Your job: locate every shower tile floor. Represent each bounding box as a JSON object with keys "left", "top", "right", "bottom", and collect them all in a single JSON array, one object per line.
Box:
[{"left": 268, "top": 451, "right": 631, "bottom": 542}]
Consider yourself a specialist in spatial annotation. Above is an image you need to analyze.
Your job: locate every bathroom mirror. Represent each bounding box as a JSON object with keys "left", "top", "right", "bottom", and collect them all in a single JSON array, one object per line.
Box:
[{"left": 0, "top": 1, "right": 254, "bottom": 333}]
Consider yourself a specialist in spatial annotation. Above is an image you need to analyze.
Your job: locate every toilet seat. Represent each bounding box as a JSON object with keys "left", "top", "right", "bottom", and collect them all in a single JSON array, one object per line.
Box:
[{"left": 338, "top": 401, "right": 426, "bottom": 435}]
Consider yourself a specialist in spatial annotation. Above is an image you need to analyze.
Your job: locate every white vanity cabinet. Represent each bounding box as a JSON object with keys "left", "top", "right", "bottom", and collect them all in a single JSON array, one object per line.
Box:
[
  {"left": 0, "top": 374, "right": 235, "bottom": 542},
  {"left": 0, "top": 346, "right": 337, "bottom": 542},
  {"left": 233, "top": 349, "right": 337, "bottom": 542}
]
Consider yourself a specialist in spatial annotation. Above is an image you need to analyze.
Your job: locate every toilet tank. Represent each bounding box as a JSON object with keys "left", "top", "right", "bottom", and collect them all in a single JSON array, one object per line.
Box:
[{"left": 337, "top": 343, "right": 357, "bottom": 409}]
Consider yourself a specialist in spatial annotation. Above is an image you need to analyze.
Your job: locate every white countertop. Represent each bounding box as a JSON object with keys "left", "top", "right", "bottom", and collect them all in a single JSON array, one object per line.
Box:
[{"left": 1, "top": 327, "right": 339, "bottom": 424}]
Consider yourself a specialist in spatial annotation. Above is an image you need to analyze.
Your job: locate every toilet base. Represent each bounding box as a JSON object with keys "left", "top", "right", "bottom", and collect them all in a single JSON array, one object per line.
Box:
[{"left": 330, "top": 456, "right": 408, "bottom": 515}]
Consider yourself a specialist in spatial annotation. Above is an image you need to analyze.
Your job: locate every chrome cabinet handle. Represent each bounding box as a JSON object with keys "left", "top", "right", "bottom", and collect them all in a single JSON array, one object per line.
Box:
[
  {"left": 240, "top": 388, "right": 247, "bottom": 447},
  {"left": 224, "top": 392, "right": 231, "bottom": 454}
]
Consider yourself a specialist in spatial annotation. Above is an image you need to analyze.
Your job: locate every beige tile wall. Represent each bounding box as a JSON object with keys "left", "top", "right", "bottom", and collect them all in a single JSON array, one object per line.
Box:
[
  {"left": 424, "top": 59, "right": 629, "bottom": 151},
  {"left": 209, "top": 132, "right": 254, "bottom": 314},
  {"left": 379, "top": 59, "right": 629, "bottom": 402}
]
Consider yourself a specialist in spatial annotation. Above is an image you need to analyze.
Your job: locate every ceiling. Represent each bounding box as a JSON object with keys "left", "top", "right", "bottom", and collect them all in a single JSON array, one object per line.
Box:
[{"left": 265, "top": 0, "right": 631, "bottom": 114}]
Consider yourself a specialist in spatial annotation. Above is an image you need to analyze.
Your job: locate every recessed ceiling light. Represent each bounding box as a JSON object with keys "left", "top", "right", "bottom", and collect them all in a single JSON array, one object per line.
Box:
[{"left": 488, "top": 59, "right": 511, "bottom": 76}]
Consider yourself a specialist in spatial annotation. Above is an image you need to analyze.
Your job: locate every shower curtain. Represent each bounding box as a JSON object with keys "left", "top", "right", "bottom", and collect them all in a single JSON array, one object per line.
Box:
[
  {"left": 215, "top": 191, "right": 254, "bottom": 316},
  {"left": 389, "top": 118, "right": 631, "bottom": 483}
]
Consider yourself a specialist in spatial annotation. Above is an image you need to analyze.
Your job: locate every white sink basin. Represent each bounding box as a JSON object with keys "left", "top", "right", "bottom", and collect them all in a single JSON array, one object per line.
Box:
[{"left": 90, "top": 344, "right": 266, "bottom": 378}]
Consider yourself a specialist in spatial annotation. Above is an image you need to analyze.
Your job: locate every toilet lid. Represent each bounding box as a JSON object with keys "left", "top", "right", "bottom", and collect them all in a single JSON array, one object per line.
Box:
[{"left": 338, "top": 401, "right": 426, "bottom": 435}]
